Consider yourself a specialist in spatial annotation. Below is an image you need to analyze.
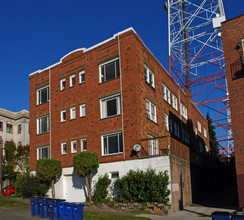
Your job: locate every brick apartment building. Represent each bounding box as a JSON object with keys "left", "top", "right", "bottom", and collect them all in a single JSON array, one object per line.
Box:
[
  {"left": 29, "top": 28, "right": 209, "bottom": 211},
  {"left": 222, "top": 14, "right": 244, "bottom": 209}
]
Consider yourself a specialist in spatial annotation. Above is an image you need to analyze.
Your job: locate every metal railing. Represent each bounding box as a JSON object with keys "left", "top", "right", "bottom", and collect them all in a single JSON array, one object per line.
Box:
[{"left": 230, "top": 51, "right": 244, "bottom": 80}]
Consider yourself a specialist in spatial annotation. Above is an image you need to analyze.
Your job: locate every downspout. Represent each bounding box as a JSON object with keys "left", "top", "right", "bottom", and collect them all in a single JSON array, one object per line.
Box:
[
  {"left": 49, "top": 67, "right": 51, "bottom": 158},
  {"left": 118, "top": 33, "right": 125, "bottom": 161}
]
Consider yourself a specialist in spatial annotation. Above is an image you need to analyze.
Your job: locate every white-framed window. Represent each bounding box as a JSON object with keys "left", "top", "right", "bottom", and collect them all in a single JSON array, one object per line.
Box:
[
  {"left": 198, "top": 121, "right": 202, "bottom": 133},
  {"left": 146, "top": 99, "right": 157, "bottom": 123},
  {"left": 70, "top": 74, "right": 75, "bottom": 87},
  {"left": 172, "top": 94, "right": 178, "bottom": 111},
  {"left": 37, "top": 85, "right": 49, "bottom": 105},
  {"left": 79, "top": 70, "right": 85, "bottom": 83},
  {"left": 37, "top": 115, "right": 50, "bottom": 134},
  {"left": 163, "top": 84, "right": 171, "bottom": 104},
  {"left": 99, "top": 58, "right": 120, "bottom": 83},
  {"left": 195, "top": 127, "right": 198, "bottom": 138},
  {"left": 173, "top": 121, "right": 180, "bottom": 138},
  {"left": 71, "top": 140, "right": 77, "bottom": 153},
  {"left": 100, "top": 93, "right": 121, "bottom": 119},
  {"left": 110, "top": 172, "right": 119, "bottom": 179},
  {"left": 102, "top": 131, "right": 123, "bottom": 156},
  {"left": 70, "top": 106, "right": 76, "bottom": 120},
  {"left": 148, "top": 134, "right": 158, "bottom": 156},
  {"left": 60, "top": 78, "right": 66, "bottom": 90},
  {"left": 144, "top": 64, "right": 155, "bottom": 88},
  {"left": 80, "top": 104, "right": 86, "bottom": 117},
  {"left": 37, "top": 146, "right": 50, "bottom": 159},
  {"left": 164, "top": 113, "right": 169, "bottom": 131},
  {"left": 18, "top": 124, "right": 22, "bottom": 134},
  {"left": 61, "top": 142, "right": 67, "bottom": 155},
  {"left": 180, "top": 102, "right": 187, "bottom": 119},
  {"left": 204, "top": 127, "right": 207, "bottom": 138},
  {"left": 81, "top": 138, "right": 87, "bottom": 151},
  {"left": 61, "top": 110, "right": 66, "bottom": 122},
  {"left": 6, "top": 123, "right": 13, "bottom": 134}
]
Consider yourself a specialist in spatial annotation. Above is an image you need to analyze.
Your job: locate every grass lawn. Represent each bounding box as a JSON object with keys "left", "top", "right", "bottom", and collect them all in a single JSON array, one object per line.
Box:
[
  {"left": 0, "top": 197, "right": 30, "bottom": 208},
  {"left": 83, "top": 210, "right": 150, "bottom": 220}
]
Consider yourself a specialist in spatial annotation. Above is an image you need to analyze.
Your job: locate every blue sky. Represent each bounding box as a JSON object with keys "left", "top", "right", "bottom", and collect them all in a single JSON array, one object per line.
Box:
[{"left": 0, "top": 0, "right": 243, "bottom": 112}]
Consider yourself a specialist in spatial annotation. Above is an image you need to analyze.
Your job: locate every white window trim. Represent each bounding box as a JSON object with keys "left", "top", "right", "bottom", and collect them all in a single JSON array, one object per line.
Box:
[
  {"left": 61, "top": 110, "right": 66, "bottom": 122},
  {"left": 163, "top": 84, "right": 171, "bottom": 104},
  {"left": 18, "top": 124, "right": 22, "bottom": 134},
  {"left": 70, "top": 106, "right": 76, "bottom": 120},
  {"left": 80, "top": 104, "right": 86, "bottom": 117},
  {"left": 204, "top": 127, "right": 207, "bottom": 138},
  {"left": 70, "top": 74, "right": 75, "bottom": 87},
  {"left": 148, "top": 134, "right": 158, "bottom": 156},
  {"left": 146, "top": 99, "right": 157, "bottom": 123},
  {"left": 61, "top": 142, "right": 67, "bottom": 155},
  {"left": 198, "top": 121, "right": 202, "bottom": 133},
  {"left": 164, "top": 113, "right": 169, "bottom": 131},
  {"left": 100, "top": 93, "right": 121, "bottom": 119},
  {"left": 37, "top": 85, "right": 49, "bottom": 105},
  {"left": 180, "top": 102, "right": 188, "bottom": 120},
  {"left": 99, "top": 57, "right": 120, "bottom": 83},
  {"left": 60, "top": 78, "right": 66, "bottom": 90},
  {"left": 37, "top": 146, "right": 50, "bottom": 160},
  {"left": 79, "top": 70, "right": 85, "bottom": 84},
  {"left": 144, "top": 64, "right": 155, "bottom": 88},
  {"left": 37, "top": 115, "right": 50, "bottom": 135},
  {"left": 81, "top": 138, "right": 87, "bottom": 151},
  {"left": 71, "top": 140, "right": 77, "bottom": 153},
  {"left": 172, "top": 93, "right": 178, "bottom": 111},
  {"left": 101, "top": 131, "right": 123, "bottom": 156}
]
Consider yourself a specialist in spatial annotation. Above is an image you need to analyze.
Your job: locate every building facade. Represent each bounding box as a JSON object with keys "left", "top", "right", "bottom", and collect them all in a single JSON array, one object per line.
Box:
[
  {"left": 222, "top": 14, "right": 244, "bottom": 209},
  {"left": 0, "top": 108, "right": 29, "bottom": 148},
  {"left": 29, "top": 28, "right": 209, "bottom": 212}
]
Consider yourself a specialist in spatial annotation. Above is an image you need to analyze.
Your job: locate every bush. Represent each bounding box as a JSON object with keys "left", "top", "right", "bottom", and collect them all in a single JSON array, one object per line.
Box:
[
  {"left": 15, "top": 173, "right": 49, "bottom": 198},
  {"left": 92, "top": 174, "right": 111, "bottom": 203},
  {"left": 115, "top": 169, "right": 170, "bottom": 204}
]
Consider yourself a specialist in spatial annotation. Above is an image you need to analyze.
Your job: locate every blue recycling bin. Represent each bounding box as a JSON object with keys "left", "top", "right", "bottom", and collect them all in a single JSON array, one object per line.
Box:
[
  {"left": 58, "top": 202, "right": 67, "bottom": 220},
  {"left": 66, "top": 203, "right": 74, "bottom": 220},
  {"left": 211, "top": 211, "right": 232, "bottom": 220},
  {"left": 233, "top": 215, "right": 244, "bottom": 220},
  {"left": 40, "top": 199, "right": 49, "bottom": 218},
  {"left": 30, "top": 197, "right": 39, "bottom": 216},
  {"left": 49, "top": 199, "right": 65, "bottom": 220},
  {"left": 72, "top": 203, "right": 85, "bottom": 220}
]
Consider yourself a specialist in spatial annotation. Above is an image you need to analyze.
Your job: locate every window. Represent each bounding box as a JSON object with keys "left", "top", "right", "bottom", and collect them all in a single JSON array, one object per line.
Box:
[
  {"left": 163, "top": 84, "right": 171, "bottom": 104},
  {"left": 6, "top": 123, "right": 13, "bottom": 134},
  {"left": 70, "top": 106, "right": 76, "bottom": 120},
  {"left": 60, "top": 78, "right": 66, "bottom": 90},
  {"left": 18, "top": 124, "right": 22, "bottom": 134},
  {"left": 100, "top": 94, "right": 121, "bottom": 119},
  {"left": 100, "top": 58, "right": 120, "bottom": 83},
  {"left": 164, "top": 113, "right": 169, "bottom": 131},
  {"left": 71, "top": 140, "right": 77, "bottom": 153},
  {"left": 172, "top": 94, "right": 178, "bottom": 111},
  {"left": 198, "top": 121, "right": 202, "bottom": 133},
  {"left": 37, "top": 146, "right": 50, "bottom": 159},
  {"left": 204, "top": 127, "right": 207, "bottom": 138},
  {"left": 81, "top": 138, "right": 87, "bottom": 151},
  {"left": 195, "top": 127, "right": 198, "bottom": 138},
  {"left": 148, "top": 134, "right": 158, "bottom": 155},
  {"left": 79, "top": 70, "right": 85, "bottom": 83},
  {"left": 144, "top": 65, "right": 155, "bottom": 88},
  {"left": 61, "top": 142, "right": 67, "bottom": 155},
  {"left": 146, "top": 99, "right": 157, "bottom": 123},
  {"left": 180, "top": 102, "right": 187, "bottom": 119},
  {"left": 102, "top": 132, "right": 123, "bottom": 155},
  {"left": 111, "top": 172, "right": 119, "bottom": 179},
  {"left": 37, "top": 85, "right": 49, "bottom": 105},
  {"left": 17, "top": 142, "right": 22, "bottom": 146},
  {"left": 0, "top": 121, "right": 3, "bottom": 131},
  {"left": 70, "top": 74, "right": 75, "bottom": 87},
  {"left": 173, "top": 122, "right": 180, "bottom": 138},
  {"left": 80, "top": 104, "right": 86, "bottom": 117},
  {"left": 61, "top": 110, "right": 66, "bottom": 122},
  {"left": 37, "top": 115, "right": 50, "bottom": 134}
]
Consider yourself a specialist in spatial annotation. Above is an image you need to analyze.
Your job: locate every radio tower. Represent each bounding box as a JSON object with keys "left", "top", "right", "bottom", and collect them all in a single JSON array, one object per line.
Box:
[{"left": 164, "top": 0, "right": 233, "bottom": 154}]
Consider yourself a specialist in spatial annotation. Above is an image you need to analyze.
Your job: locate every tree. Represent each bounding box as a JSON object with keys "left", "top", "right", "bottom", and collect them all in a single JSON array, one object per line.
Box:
[
  {"left": 73, "top": 152, "right": 99, "bottom": 202},
  {"left": 16, "top": 144, "right": 30, "bottom": 173},
  {"left": 206, "top": 112, "right": 220, "bottom": 158},
  {"left": 36, "top": 159, "right": 62, "bottom": 199}
]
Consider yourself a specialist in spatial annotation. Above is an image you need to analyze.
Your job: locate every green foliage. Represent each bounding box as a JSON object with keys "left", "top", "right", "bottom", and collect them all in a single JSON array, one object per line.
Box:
[
  {"left": 15, "top": 173, "right": 48, "bottom": 198},
  {"left": 92, "top": 174, "right": 111, "bottom": 202},
  {"left": 206, "top": 112, "right": 220, "bottom": 158},
  {"left": 36, "top": 159, "right": 62, "bottom": 184},
  {"left": 115, "top": 169, "right": 170, "bottom": 204},
  {"left": 73, "top": 152, "right": 99, "bottom": 177},
  {"left": 16, "top": 145, "right": 30, "bottom": 173}
]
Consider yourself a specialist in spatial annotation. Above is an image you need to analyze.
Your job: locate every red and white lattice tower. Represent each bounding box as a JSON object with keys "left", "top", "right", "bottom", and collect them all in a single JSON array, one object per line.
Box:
[{"left": 164, "top": 0, "right": 233, "bottom": 154}]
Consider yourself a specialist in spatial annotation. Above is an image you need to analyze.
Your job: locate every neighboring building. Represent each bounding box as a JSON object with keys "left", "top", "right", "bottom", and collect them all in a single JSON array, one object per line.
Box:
[
  {"left": 222, "top": 14, "right": 244, "bottom": 209},
  {"left": 0, "top": 108, "right": 29, "bottom": 149},
  {"left": 29, "top": 28, "right": 209, "bottom": 212}
]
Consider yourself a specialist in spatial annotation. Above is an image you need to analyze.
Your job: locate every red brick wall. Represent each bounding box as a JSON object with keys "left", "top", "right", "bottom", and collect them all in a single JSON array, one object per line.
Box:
[{"left": 222, "top": 14, "right": 244, "bottom": 208}]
